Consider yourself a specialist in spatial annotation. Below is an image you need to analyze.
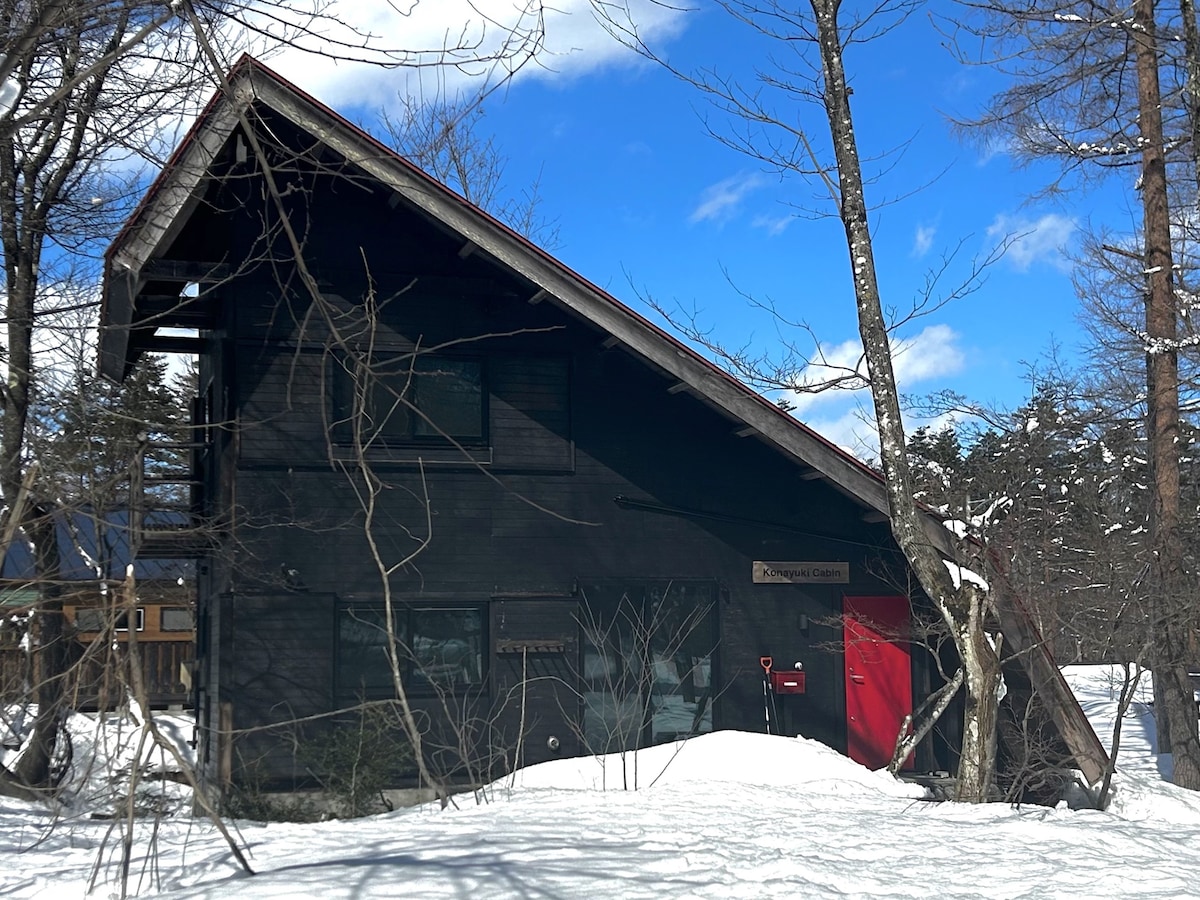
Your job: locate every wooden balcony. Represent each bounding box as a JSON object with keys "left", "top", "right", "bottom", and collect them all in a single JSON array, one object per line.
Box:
[{"left": 0, "top": 638, "right": 193, "bottom": 711}]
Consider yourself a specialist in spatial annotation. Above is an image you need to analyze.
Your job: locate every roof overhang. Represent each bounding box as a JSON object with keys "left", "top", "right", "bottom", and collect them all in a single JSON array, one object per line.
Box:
[
  {"left": 99, "top": 77, "right": 253, "bottom": 381},
  {"left": 101, "top": 56, "right": 948, "bottom": 547}
]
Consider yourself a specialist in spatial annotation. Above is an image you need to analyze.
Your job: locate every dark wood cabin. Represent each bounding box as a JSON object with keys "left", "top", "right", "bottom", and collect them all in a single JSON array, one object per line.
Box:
[{"left": 98, "top": 57, "right": 1105, "bottom": 801}]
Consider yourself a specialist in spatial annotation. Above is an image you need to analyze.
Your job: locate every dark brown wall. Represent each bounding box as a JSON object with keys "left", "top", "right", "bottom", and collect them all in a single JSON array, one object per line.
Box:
[{"left": 174, "top": 120, "right": 944, "bottom": 789}]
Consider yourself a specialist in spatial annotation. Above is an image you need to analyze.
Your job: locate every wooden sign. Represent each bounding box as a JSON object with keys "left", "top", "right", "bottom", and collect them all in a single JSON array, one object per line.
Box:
[{"left": 753, "top": 561, "right": 849, "bottom": 584}]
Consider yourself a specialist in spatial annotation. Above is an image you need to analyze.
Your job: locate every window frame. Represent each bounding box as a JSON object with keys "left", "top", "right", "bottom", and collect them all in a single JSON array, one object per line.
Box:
[
  {"left": 73, "top": 606, "right": 145, "bottom": 634},
  {"left": 329, "top": 354, "right": 488, "bottom": 449},
  {"left": 335, "top": 601, "right": 487, "bottom": 701},
  {"left": 577, "top": 579, "right": 719, "bottom": 752}
]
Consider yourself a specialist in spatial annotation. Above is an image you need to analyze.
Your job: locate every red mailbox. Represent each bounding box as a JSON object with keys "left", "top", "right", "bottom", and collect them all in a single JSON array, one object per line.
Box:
[{"left": 769, "top": 670, "right": 806, "bottom": 694}]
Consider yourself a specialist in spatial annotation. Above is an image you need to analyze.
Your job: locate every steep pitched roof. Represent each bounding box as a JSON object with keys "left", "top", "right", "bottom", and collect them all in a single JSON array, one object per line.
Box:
[{"left": 100, "top": 55, "right": 925, "bottom": 541}]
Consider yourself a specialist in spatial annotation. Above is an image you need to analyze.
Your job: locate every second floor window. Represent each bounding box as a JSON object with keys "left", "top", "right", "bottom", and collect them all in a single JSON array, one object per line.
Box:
[{"left": 332, "top": 355, "right": 485, "bottom": 445}]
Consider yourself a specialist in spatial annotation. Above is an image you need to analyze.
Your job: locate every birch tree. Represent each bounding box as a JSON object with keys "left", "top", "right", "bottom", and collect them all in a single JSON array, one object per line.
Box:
[{"left": 593, "top": 0, "right": 1004, "bottom": 800}]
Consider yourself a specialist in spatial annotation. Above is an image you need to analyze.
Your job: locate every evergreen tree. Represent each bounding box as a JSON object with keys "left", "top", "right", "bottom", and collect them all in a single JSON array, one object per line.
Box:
[{"left": 33, "top": 354, "right": 190, "bottom": 511}]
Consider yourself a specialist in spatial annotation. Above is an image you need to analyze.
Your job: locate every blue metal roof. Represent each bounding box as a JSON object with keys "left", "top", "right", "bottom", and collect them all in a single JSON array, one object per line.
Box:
[{"left": 0, "top": 510, "right": 194, "bottom": 582}]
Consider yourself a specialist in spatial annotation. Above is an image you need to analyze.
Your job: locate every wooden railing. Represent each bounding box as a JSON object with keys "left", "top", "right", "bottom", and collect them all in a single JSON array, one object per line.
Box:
[
  {"left": 0, "top": 639, "right": 193, "bottom": 711},
  {"left": 131, "top": 435, "right": 210, "bottom": 558}
]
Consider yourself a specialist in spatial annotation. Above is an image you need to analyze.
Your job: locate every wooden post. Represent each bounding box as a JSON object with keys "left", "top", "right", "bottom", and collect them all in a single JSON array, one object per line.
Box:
[{"left": 219, "top": 701, "right": 233, "bottom": 788}]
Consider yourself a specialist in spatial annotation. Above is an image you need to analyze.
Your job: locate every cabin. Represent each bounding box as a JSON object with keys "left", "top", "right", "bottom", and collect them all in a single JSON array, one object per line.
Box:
[
  {"left": 0, "top": 511, "right": 194, "bottom": 710},
  {"left": 98, "top": 57, "right": 1105, "bottom": 803}
]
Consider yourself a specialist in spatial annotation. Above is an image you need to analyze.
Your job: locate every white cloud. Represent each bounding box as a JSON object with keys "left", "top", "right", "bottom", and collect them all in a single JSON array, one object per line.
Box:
[
  {"left": 975, "top": 135, "right": 1012, "bottom": 167},
  {"left": 912, "top": 224, "right": 935, "bottom": 257},
  {"left": 752, "top": 212, "right": 794, "bottom": 236},
  {"left": 987, "top": 212, "right": 1076, "bottom": 272},
  {"left": 891, "top": 324, "right": 965, "bottom": 384},
  {"left": 803, "top": 402, "right": 880, "bottom": 459},
  {"left": 778, "top": 325, "right": 967, "bottom": 461},
  {"left": 240, "top": 1, "right": 689, "bottom": 113},
  {"left": 784, "top": 324, "right": 964, "bottom": 414},
  {"left": 689, "top": 173, "right": 766, "bottom": 224}
]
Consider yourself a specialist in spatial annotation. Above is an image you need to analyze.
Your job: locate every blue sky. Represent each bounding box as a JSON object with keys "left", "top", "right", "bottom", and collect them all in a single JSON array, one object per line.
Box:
[{"left": 250, "top": 0, "right": 1134, "bottom": 454}]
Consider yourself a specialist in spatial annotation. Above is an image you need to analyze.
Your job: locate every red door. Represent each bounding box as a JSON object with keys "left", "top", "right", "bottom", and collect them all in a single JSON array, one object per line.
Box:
[{"left": 843, "top": 595, "right": 913, "bottom": 770}]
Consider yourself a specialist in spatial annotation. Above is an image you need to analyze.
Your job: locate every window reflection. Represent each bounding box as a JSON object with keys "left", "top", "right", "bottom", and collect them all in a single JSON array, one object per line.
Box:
[
  {"left": 336, "top": 604, "right": 484, "bottom": 697},
  {"left": 579, "top": 581, "right": 716, "bottom": 753}
]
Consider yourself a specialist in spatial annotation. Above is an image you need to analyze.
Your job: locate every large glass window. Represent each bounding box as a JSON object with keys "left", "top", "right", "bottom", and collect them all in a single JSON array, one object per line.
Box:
[
  {"left": 578, "top": 581, "right": 717, "bottom": 754},
  {"left": 336, "top": 603, "right": 484, "bottom": 698},
  {"left": 332, "top": 356, "right": 485, "bottom": 445}
]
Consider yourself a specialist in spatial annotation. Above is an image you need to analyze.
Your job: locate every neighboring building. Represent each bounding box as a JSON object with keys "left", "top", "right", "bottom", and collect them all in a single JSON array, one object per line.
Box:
[
  {"left": 0, "top": 511, "right": 194, "bottom": 710},
  {"left": 99, "top": 57, "right": 1104, "bottom": 799}
]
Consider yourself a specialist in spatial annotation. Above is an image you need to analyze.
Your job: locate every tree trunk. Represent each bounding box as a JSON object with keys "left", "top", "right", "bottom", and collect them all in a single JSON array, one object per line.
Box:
[
  {"left": 9, "top": 510, "right": 66, "bottom": 791},
  {"left": 0, "top": 178, "right": 65, "bottom": 794},
  {"left": 810, "top": 0, "right": 1002, "bottom": 800},
  {"left": 1131, "top": 0, "right": 1200, "bottom": 791}
]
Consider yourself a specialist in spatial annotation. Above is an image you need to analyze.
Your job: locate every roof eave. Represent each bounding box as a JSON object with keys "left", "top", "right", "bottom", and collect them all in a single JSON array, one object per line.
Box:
[{"left": 99, "top": 65, "right": 256, "bottom": 381}]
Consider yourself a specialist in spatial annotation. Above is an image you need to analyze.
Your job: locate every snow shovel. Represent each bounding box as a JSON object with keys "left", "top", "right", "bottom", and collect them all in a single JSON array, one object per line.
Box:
[{"left": 760, "top": 656, "right": 774, "bottom": 735}]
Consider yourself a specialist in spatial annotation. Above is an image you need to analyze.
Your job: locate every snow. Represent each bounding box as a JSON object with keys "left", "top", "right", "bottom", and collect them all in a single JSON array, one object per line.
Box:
[
  {"left": 943, "top": 518, "right": 969, "bottom": 538},
  {"left": 942, "top": 558, "right": 990, "bottom": 591},
  {"left": 5, "top": 667, "right": 1200, "bottom": 897}
]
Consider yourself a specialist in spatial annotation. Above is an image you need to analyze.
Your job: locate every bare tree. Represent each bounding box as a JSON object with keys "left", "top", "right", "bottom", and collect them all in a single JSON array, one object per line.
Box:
[
  {"left": 591, "top": 0, "right": 1004, "bottom": 799},
  {"left": 953, "top": 0, "right": 1200, "bottom": 789},
  {"left": 568, "top": 584, "right": 717, "bottom": 791},
  {"left": 383, "top": 91, "right": 559, "bottom": 248},
  {"left": 0, "top": 4, "right": 207, "bottom": 795},
  {"left": 0, "top": 0, "right": 548, "bottom": 799}
]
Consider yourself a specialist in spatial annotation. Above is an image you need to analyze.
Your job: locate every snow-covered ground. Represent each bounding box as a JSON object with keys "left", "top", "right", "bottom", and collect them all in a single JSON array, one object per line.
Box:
[{"left": 5, "top": 665, "right": 1200, "bottom": 898}]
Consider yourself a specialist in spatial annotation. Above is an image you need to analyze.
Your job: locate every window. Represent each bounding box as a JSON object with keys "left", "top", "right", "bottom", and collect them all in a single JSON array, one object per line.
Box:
[
  {"left": 336, "top": 603, "right": 485, "bottom": 698},
  {"left": 332, "top": 356, "right": 485, "bottom": 445},
  {"left": 74, "top": 607, "right": 145, "bottom": 633},
  {"left": 578, "top": 581, "right": 717, "bottom": 754},
  {"left": 160, "top": 607, "right": 193, "bottom": 632}
]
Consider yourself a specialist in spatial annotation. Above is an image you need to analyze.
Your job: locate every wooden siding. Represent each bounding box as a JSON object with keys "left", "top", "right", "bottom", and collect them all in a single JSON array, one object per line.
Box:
[
  {"left": 228, "top": 593, "right": 333, "bottom": 783},
  {"left": 211, "top": 308, "right": 936, "bottom": 783},
  {"left": 163, "top": 127, "right": 958, "bottom": 791},
  {"left": 491, "top": 598, "right": 581, "bottom": 767},
  {"left": 489, "top": 356, "right": 572, "bottom": 472}
]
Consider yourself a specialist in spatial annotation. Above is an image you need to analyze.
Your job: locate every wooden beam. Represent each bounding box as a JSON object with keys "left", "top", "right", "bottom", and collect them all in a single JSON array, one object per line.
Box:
[
  {"left": 992, "top": 587, "right": 1109, "bottom": 785},
  {"left": 132, "top": 303, "right": 214, "bottom": 328},
  {"left": 457, "top": 240, "right": 477, "bottom": 260},
  {"left": 601, "top": 336, "right": 620, "bottom": 349},
  {"left": 800, "top": 470, "right": 825, "bottom": 481},
  {"left": 734, "top": 425, "right": 757, "bottom": 438},
  {"left": 141, "top": 260, "right": 231, "bottom": 283},
  {"left": 99, "top": 267, "right": 138, "bottom": 382},
  {"left": 667, "top": 381, "right": 690, "bottom": 395},
  {"left": 106, "top": 83, "right": 248, "bottom": 279},
  {"left": 861, "top": 511, "right": 888, "bottom": 524},
  {"left": 136, "top": 334, "right": 205, "bottom": 354},
  {"left": 527, "top": 289, "right": 549, "bottom": 305}
]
